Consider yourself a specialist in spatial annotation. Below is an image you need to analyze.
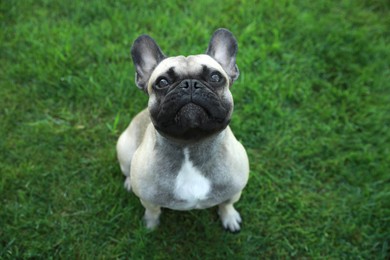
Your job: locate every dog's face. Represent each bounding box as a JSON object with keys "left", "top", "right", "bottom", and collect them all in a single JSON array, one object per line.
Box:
[{"left": 131, "top": 29, "right": 239, "bottom": 140}]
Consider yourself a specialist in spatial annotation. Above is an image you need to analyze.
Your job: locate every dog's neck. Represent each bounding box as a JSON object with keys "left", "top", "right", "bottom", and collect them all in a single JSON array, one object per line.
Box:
[{"left": 155, "top": 128, "right": 227, "bottom": 152}]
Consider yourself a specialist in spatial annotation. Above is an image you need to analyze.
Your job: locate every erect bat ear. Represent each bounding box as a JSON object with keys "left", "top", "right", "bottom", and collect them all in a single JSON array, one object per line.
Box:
[
  {"left": 131, "top": 35, "right": 166, "bottom": 93},
  {"left": 206, "top": 28, "right": 239, "bottom": 82}
]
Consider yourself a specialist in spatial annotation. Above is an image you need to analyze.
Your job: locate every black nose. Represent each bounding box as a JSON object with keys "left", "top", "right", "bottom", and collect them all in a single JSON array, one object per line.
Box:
[{"left": 180, "top": 79, "right": 202, "bottom": 91}]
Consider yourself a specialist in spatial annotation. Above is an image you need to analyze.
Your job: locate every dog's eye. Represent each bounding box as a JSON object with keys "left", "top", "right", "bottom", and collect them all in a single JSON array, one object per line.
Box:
[
  {"left": 157, "top": 78, "right": 169, "bottom": 88},
  {"left": 210, "top": 72, "right": 222, "bottom": 83}
]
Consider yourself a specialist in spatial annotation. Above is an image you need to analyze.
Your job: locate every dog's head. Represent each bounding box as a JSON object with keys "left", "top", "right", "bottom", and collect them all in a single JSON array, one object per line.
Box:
[{"left": 131, "top": 28, "right": 239, "bottom": 140}]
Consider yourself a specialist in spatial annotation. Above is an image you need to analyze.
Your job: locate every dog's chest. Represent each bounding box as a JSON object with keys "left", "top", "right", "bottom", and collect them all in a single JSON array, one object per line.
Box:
[{"left": 172, "top": 148, "right": 211, "bottom": 209}]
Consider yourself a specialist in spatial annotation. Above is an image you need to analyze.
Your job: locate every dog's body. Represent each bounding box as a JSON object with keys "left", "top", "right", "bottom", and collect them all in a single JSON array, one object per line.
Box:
[{"left": 117, "top": 29, "right": 249, "bottom": 232}]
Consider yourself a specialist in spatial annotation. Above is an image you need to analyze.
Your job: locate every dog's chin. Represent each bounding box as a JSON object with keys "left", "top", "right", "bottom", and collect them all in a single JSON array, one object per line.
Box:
[
  {"left": 154, "top": 103, "right": 230, "bottom": 141},
  {"left": 175, "top": 103, "right": 207, "bottom": 129}
]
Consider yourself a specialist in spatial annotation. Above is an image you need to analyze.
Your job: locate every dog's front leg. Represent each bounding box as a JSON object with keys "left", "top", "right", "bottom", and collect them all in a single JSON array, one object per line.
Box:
[
  {"left": 218, "top": 192, "right": 243, "bottom": 232},
  {"left": 140, "top": 200, "right": 161, "bottom": 229}
]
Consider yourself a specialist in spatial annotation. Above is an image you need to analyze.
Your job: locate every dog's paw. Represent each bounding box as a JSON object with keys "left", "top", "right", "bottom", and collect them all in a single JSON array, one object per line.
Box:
[
  {"left": 124, "top": 177, "right": 132, "bottom": 192},
  {"left": 143, "top": 213, "right": 160, "bottom": 229},
  {"left": 219, "top": 207, "right": 242, "bottom": 233}
]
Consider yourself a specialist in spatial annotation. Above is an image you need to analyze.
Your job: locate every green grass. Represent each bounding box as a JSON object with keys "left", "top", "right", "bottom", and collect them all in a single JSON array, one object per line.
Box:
[{"left": 1, "top": 0, "right": 389, "bottom": 258}]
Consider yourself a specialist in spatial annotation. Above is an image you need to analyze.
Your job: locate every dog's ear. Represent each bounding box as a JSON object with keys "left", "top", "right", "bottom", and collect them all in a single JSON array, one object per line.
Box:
[
  {"left": 131, "top": 35, "right": 165, "bottom": 93},
  {"left": 206, "top": 28, "right": 239, "bottom": 82}
]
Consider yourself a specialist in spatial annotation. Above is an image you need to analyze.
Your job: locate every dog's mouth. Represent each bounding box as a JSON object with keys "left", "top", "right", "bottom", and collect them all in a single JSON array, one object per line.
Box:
[{"left": 152, "top": 101, "right": 230, "bottom": 140}]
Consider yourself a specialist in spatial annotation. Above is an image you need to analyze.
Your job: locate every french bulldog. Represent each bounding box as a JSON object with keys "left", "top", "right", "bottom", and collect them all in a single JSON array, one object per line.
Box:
[{"left": 116, "top": 28, "right": 249, "bottom": 232}]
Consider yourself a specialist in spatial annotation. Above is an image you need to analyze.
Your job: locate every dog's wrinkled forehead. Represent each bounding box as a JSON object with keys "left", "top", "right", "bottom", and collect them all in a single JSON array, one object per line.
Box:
[{"left": 148, "top": 54, "right": 228, "bottom": 91}]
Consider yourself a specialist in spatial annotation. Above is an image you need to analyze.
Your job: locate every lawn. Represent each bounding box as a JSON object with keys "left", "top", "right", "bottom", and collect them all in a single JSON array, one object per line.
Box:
[{"left": 1, "top": 0, "right": 389, "bottom": 258}]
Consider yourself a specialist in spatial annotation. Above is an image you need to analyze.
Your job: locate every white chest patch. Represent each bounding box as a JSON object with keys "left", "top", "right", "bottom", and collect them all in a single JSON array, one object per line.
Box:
[{"left": 174, "top": 148, "right": 211, "bottom": 208}]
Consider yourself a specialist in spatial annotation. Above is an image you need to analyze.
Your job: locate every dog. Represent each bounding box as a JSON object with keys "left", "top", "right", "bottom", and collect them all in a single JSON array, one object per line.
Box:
[{"left": 116, "top": 28, "right": 249, "bottom": 232}]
